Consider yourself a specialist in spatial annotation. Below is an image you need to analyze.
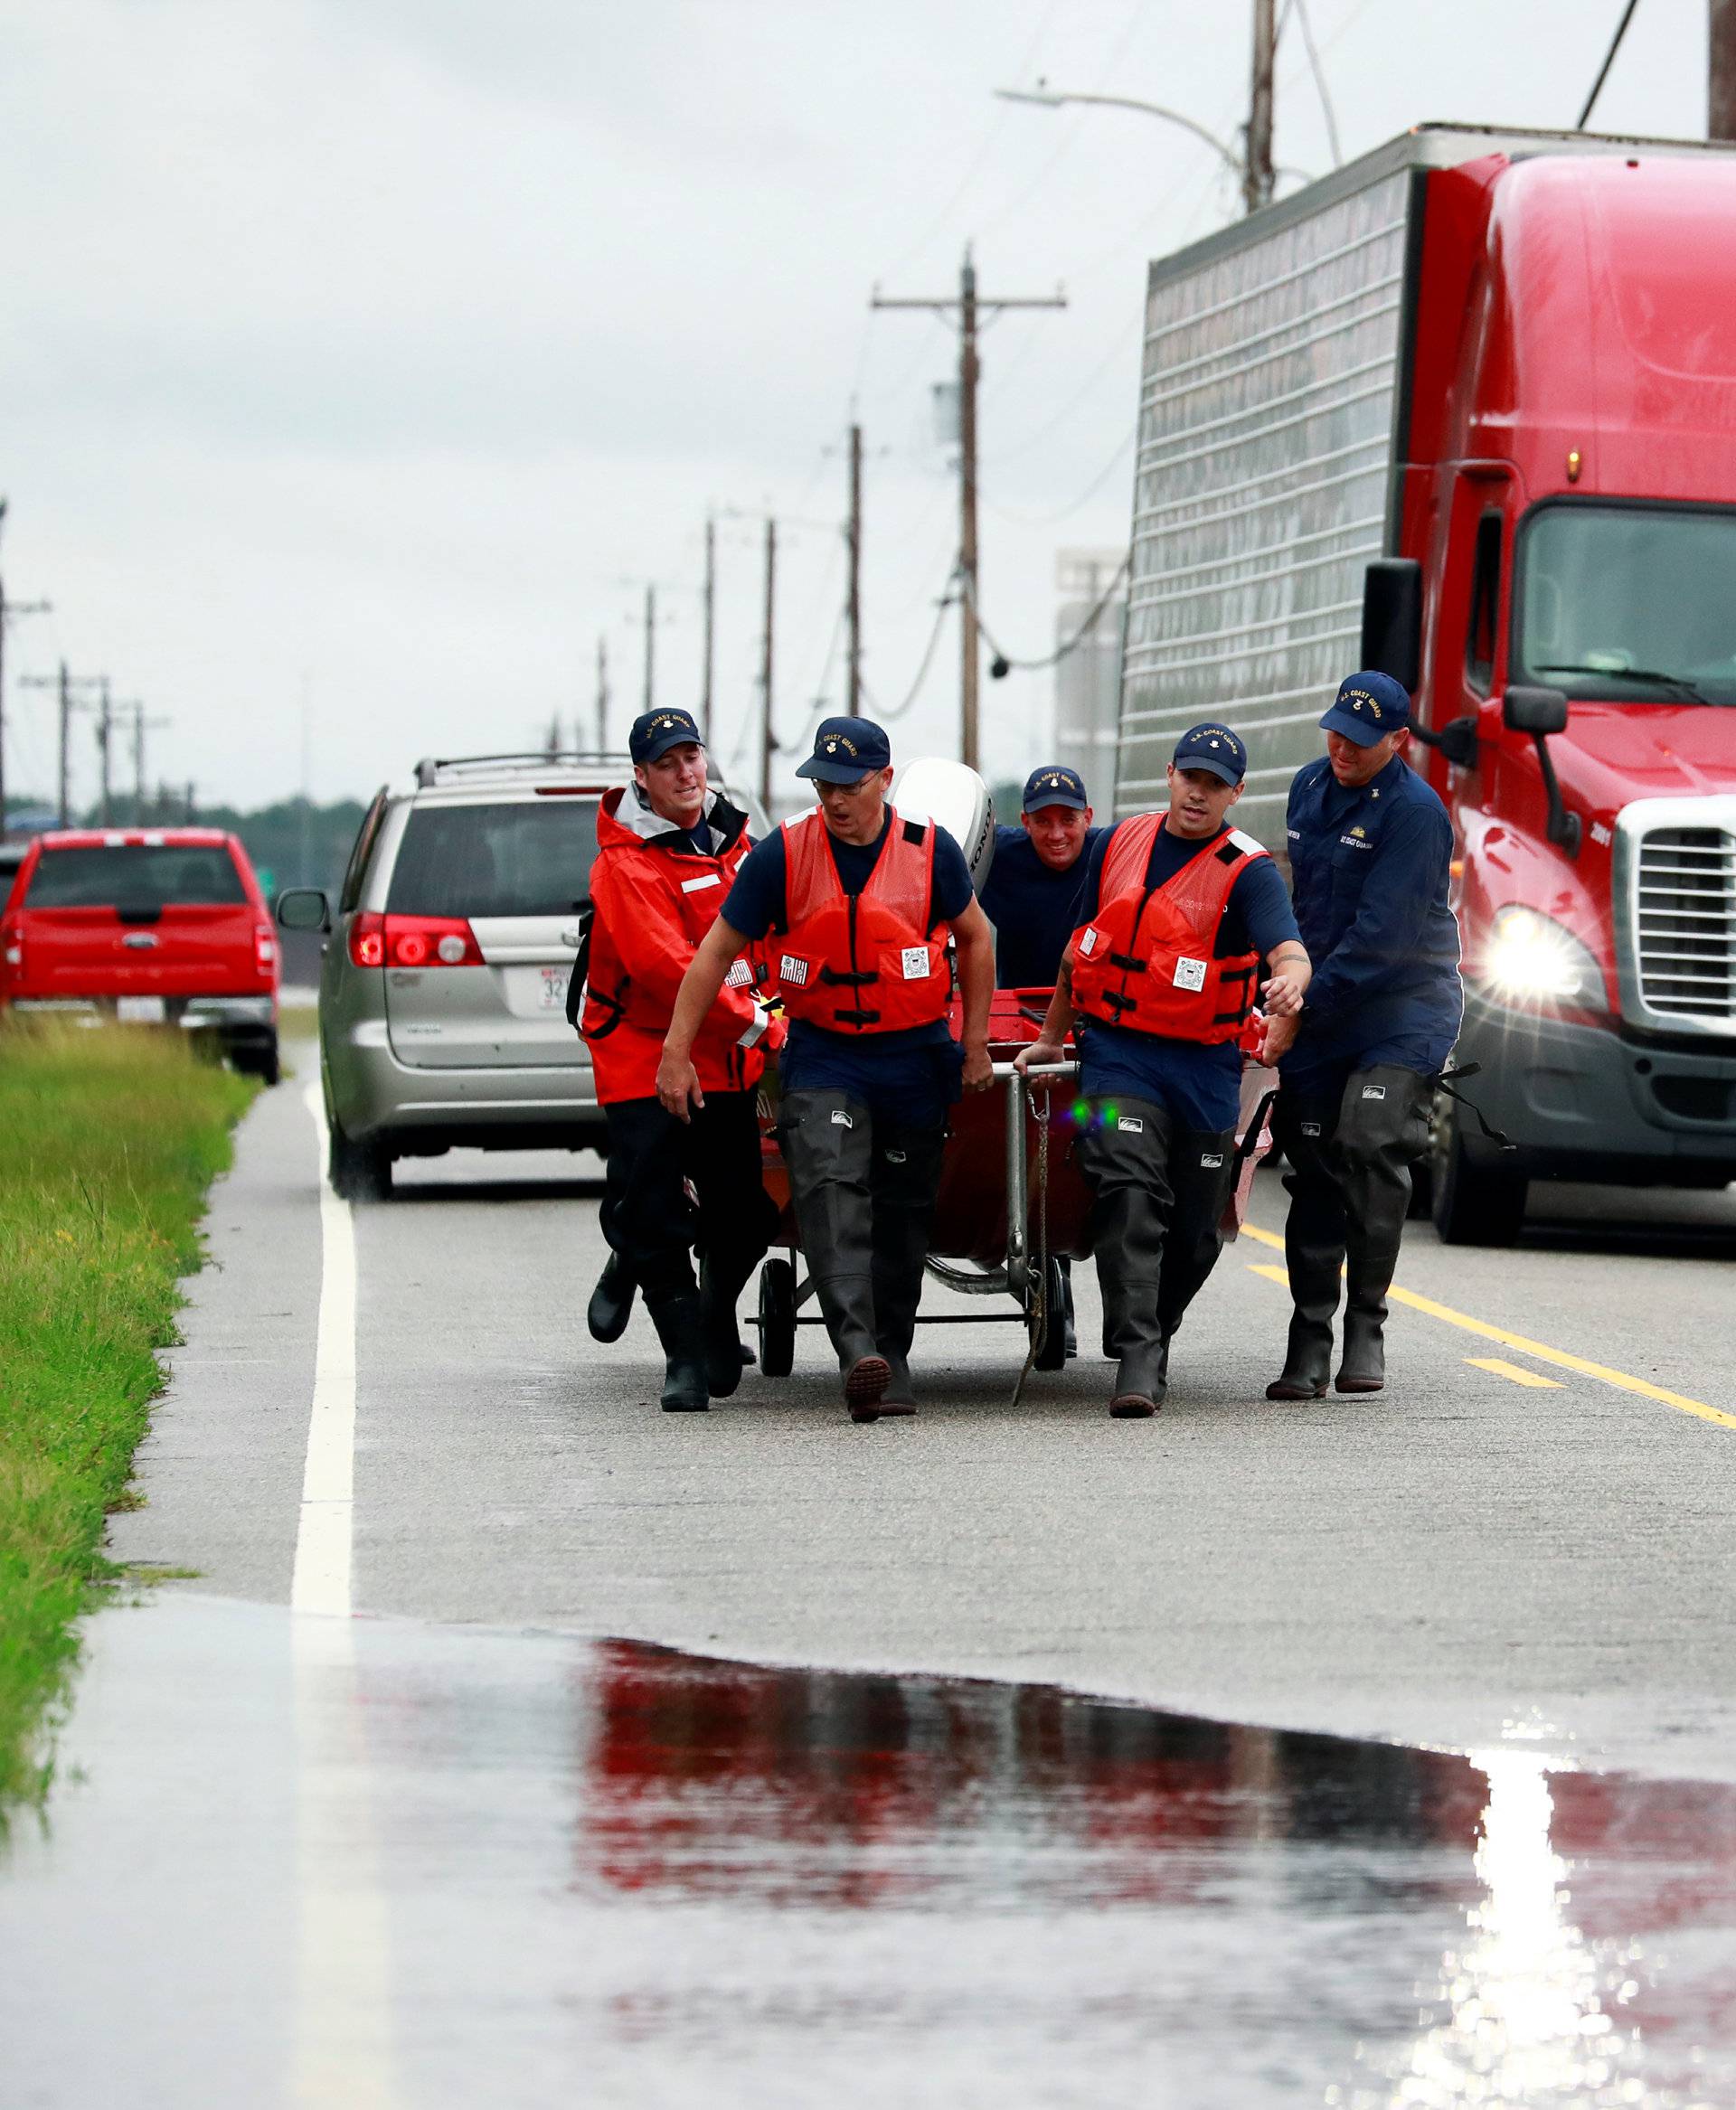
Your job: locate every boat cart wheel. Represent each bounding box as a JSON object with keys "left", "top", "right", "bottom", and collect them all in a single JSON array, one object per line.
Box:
[
  {"left": 1032, "top": 1253, "right": 1070, "bottom": 1372},
  {"left": 758, "top": 1256, "right": 797, "bottom": 1377}
]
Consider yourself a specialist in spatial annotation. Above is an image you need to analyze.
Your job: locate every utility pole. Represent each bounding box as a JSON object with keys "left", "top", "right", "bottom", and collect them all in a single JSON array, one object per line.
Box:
[
  {"left": 642, "top": 584, "right": 656, "bottom": 714},
  {"left": 701, "top": 513, "right": 716, "bottom": 738},
  {"left": 1244, "top": 0, "right": 1277, "bottom": 213},
  {"left": 0, "top": 575, "right": 52, "bottom": 836},
  {"left": 127, "top": 702, "right": 170, "bottom": 822},
  {"left": 19, "top": 663, "right": 102, "bottom": 825},
  {"left": 1714, "top": 0, "right": 1736, "bottom": 137},
  {"left": 846, "top": 425, "right": 863, "bottom": 716},
  {"left": 596, "top": 635, "right": 610, "bottom": 751},
  {"left": 873, "top": 250, "right": 1065, "bottom": 768},
  {"left": 96, "top": 678, "right": 114, "bottom": 826},
  {"left": 760, "top": 517, "right": 777, "bottom": 813}
]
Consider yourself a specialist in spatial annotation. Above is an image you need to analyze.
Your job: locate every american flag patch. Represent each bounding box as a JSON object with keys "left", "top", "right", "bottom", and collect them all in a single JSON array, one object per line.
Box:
[
  {"left": 779, "top": 955, "right": 810, "bottom": 988},
  {"left": 724, "top": 959, "right": 752, "bottom": 988}
]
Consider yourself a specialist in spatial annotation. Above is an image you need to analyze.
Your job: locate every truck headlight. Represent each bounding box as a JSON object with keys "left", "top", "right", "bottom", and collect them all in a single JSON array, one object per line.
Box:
[{"left": 1482, "top": 906, "right": 1608, "bottom": 1011}]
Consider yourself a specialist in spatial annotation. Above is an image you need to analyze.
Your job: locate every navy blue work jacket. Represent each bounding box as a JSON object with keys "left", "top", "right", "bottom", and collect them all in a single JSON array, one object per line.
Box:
[{"left": 1284, "top": 753, "right": 1463, "bottom": 1072}]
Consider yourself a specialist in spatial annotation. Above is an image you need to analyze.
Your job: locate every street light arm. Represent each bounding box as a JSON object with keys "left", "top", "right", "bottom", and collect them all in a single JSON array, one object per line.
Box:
[{"left": 993, "top": 87, "right": 1243, "bottom": 180}]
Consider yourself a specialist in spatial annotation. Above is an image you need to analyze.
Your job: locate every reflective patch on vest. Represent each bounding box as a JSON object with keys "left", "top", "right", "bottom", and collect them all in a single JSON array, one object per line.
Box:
[
  {"left": 1300, "top": 1121, "right": 1322, "bottom": 1138},
  {"left": 1227, "top": 828, "right": 1263, "bottom": 857},
  {"left": 681, "top": 872, "right": 722, "bottom": 893},
  {"left": 901, "top": 945, "right": 930, "bottom": 981},
  {"left": 1078, "top": 926, "right": 1099, "bottom": 956},
  {"left": 724, "top": 959, "right": 752, "bottom": 988},
  {"left": 779, "top": 955, "right": 810, "bottom": 987},
  {"left": 1362, "top": 1084, "right": 1387, "bottom": 1100},
  {"left": 884, "top": 1148, "right": 906, "bottom": 1164},
  {"left": 830, "top": 1108, "right": 854, "bottom": 1128},
  {"left": 1173, "top": 956, "right": 1208, "bottom": 992},
  {"left": 1117, "top": 1115, "right": 1144, "bottom": 1135},
  {"left": 1200, "top": 1151, "right": 1224, "bottom": 1169}
]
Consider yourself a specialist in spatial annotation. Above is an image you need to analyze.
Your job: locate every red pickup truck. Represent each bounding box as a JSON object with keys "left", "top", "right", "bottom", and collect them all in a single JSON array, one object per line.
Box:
[{"left": 0, "top": 828, "right": 281, "bottom": 1081}]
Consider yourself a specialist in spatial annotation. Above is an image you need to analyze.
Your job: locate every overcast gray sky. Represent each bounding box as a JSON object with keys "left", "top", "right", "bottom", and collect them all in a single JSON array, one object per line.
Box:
[{"left": 0, "top": 0, "right": 1713, "bottom": 813}]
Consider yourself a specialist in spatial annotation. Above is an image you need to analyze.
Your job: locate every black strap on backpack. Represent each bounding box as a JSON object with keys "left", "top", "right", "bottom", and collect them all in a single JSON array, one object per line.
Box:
[{"left": 565, "top": 902, "right": 627, "bottom": 1038}]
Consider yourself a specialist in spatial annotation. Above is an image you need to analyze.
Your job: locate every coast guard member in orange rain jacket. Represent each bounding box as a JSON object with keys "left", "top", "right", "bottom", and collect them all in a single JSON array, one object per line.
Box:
[{"left": 576, "top": 707, "right": 778, "bottom": 1414}]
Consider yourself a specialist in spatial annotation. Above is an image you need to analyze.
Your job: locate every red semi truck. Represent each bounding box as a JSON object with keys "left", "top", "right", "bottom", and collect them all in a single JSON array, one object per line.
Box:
[{"left": 1115, "top": 123, "right": 1736, "bottom": 1243}]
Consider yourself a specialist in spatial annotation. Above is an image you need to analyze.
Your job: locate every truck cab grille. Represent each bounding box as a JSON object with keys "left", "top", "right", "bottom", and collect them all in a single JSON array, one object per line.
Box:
[{"left": 1616, "top": 800, "right": 1736, "bottom": 1039}]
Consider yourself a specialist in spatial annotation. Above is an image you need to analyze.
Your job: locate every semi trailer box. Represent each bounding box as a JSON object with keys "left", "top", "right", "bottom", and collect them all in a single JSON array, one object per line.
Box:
[{"left": 1117, "top": 123, "right": 1736, "bottom": 1241}]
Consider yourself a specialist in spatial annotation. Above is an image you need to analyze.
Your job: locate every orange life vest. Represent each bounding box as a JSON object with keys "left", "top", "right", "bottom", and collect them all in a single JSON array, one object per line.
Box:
[
  {"left": 1070, "top": 814, "right": 1269, "bottom": 1044},
  {"left": 776, "top": 806, "right": 953, "bottom": 1033}
]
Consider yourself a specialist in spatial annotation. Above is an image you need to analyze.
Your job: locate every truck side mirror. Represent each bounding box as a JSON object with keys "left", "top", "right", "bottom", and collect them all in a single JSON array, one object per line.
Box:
[
  {"left": 1499, "top": 687, "right": 1580, "bottom": 855},
  {"left": 1429, "top": 716, "right": 1479, "bottom": 769},
  {"left": 1503, "top": 685, "right": 1568, "bottom": 736},
  {"left": 1360, "top": 559, "right": 1422, "bottom": 692},
  {"left": 277, "top": 888, "right": 332, "bottom": 932}
]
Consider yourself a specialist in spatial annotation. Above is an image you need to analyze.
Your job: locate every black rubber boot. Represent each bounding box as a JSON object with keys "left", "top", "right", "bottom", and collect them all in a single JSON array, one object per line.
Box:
[
  {"left": 1076, "top": 1097, "right": 1174, "bottom": 1420},
  {"left": 1267, "top": 1095, "right": 1344, "bottom": 1401},
  {"left": 1059, "top": 1258, "right": 1078, "bottom": 1359},
  {"left": 781, "top": 1090, "right": 890, "bottom": 1421},
  {"left": 1156, "top": 1128, "right": 1238, "bottom": 1378},
  {"left": 869, "top": 1126, "right": 945, "bottom": 1417},
  {"left": 1335, "top": 1067, "right": 1432, "bottom": 1394},
  {"left": 587, "top": 1250, "right": 636, "bottom": 1344},
  {"left": 646, "top": 1292, "right": 709, "bottom": 1412},
  {"left": 699, "top": 1258, "right": 755, "bottom": 1399}
]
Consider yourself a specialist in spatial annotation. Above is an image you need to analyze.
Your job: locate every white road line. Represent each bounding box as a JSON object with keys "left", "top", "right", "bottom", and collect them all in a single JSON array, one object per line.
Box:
[
  {"left": 292, "top": 1078, "right": 396, "bottom": 2106},
  {"left": 293, "top": 1081, "right": 356, "bottom": 1617}
]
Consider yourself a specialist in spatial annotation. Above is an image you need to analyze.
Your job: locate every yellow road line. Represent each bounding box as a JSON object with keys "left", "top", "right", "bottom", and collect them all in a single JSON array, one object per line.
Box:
[
  {"left": 1238, "top": 1221, "right": 1736, "bottom": 1431},
  {"left": 1466, "top": 1356, "right": 1564, "bottom": 1390}
]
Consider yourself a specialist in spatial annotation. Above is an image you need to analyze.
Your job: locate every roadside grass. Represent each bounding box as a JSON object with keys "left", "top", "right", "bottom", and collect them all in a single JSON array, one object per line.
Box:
[{"left": 0, "top": 1022, "right": 254, "bottom": 1820}]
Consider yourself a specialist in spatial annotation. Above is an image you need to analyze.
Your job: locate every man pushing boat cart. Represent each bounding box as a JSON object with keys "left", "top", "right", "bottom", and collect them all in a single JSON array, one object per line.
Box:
[{"left": 658, "top": 725, "right": 1304, "bottom": 1422}]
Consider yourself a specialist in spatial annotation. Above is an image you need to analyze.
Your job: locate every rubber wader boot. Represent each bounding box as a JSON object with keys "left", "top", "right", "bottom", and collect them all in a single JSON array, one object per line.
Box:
[
  {"left": 699, "top": 1258, "right": 755, "bottom": 1399},
  {"left": 781, "top": 1091, "right": 891, "bottom": 1421},
  {"left": 1335, "top": 1067, "right": 1431, "bottom": 1394},
  {"left": 869, "top": 1127, "right": 945, "bottom": 1416},
  {"left": 1267, "top": 1098, "right": 1344, "bottom": 1401},
  {"left": 646, "top": 1292, "right": 709, "bottom": 1412},
  {"left": 587, "top": 1250, "right": 636, "bottom": 1344},
  {"left": 1078, "top": 1099, "right": 1174, "bottom": 1419},
  {"left": 1155, "top": 1128, "right": 1238, "bottom": 1387}
]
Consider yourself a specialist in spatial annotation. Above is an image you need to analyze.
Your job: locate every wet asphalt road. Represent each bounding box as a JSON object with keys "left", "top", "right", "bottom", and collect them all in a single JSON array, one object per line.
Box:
[
  {"left": 5, "top": 1040, "right": 1736, "bottom": 2106},
  {"left": 109, "top": 1041, "right": 1736, "bottom": 1777}
]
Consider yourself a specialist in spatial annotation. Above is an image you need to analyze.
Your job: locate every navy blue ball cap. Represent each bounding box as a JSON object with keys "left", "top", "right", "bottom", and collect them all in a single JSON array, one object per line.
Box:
[
  {"left": 796, "top": 716, "right": 892, "bottom": 783},
  {"left": 1172, "top": 722, "right": 1248, "bottom": 786},
  {"left": 630, "top": 707, "right": 704, "bottom": 765},
  {"left": 1022, "top": 764, "right": 1089, "bottom": 813},
  {"left": 1320, "top": 670, "right": 1411, "bottom": 748}
]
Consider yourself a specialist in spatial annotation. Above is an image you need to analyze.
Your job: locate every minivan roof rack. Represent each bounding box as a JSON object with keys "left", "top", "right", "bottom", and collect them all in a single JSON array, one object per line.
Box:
[{"left": 413, "top": 750, "right": 627, "bottom": 789}]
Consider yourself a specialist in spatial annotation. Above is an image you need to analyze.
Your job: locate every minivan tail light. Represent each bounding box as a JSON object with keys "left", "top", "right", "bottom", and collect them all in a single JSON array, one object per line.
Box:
[
  {"left": 382, "top": 913, "right": 482, "bottom": 969},
  {"left": 349, "top": 912, "right": 386, "bottom": 969}
]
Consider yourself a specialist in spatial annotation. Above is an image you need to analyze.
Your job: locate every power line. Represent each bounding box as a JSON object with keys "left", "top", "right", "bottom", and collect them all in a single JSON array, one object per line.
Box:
[
  {"left": 1578, "top": 0, "right": 1642, "bottom": 128},
  {"left": 981, "top": 420, "right": 1136, "bottom": 528},
  {"left": 1286, "top": 0, "right": 1342, "bottom": 165},
  {"left": 865, "top": 560, "right": 959, "bottom": 723},
  {"left": 958, "top": 551, "right": 1130, "bottom": 673}
]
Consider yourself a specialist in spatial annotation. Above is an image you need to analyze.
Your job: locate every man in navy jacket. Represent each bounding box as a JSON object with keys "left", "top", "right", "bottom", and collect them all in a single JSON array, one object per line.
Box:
[
  {"left": 978, "top": 766, "right": 1105, "bottom": 989},
  {"left": 1263, "top": 672, "right": 1463, "bottom": 1400}
]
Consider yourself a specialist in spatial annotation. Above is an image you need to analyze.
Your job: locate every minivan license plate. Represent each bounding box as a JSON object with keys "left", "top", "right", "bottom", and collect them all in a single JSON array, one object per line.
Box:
[
  {"left": 540, "top": 968, "right": 569, "bottom": 1012},
  {"left": 117, "top": 995, "right": 167, "bottom": 1022}
]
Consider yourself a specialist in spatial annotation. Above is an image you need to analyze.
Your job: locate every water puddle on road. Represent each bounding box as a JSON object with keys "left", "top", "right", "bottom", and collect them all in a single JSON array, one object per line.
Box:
[{"left": 2, "top": 1598, "right": 1733, "bottom": 2107}]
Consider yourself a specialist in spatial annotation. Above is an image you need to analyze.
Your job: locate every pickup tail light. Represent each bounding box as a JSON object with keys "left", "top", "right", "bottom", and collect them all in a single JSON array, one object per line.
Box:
[
  {"left": 3, "top": 923, "right": 20, "bottom": 973},
  {"left": 349, "top": 911, "right": 481, "bottom": 970},
  {"left": 256, "top": 926, "right": 278, "bottom": 970}
]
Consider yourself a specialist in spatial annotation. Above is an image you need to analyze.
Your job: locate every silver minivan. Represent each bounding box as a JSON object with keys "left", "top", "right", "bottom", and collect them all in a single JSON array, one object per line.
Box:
[{"left": 278, "top": 750, "right": 762, "bottom": 1199}]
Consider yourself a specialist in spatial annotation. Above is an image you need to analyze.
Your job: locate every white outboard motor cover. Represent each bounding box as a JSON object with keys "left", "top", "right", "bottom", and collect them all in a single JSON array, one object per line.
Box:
[{"left": 890, "top": 757, "right": 996, "bottom": 894}]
